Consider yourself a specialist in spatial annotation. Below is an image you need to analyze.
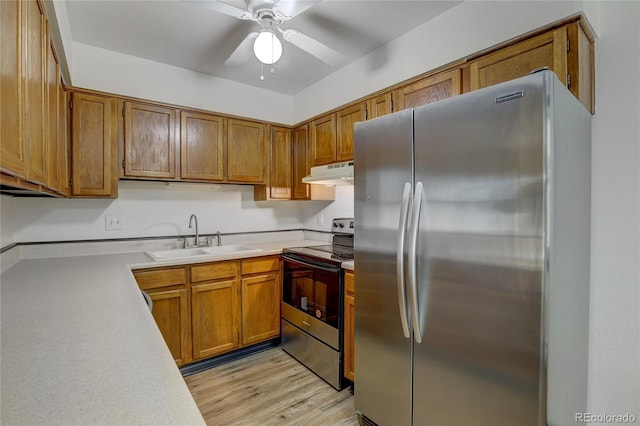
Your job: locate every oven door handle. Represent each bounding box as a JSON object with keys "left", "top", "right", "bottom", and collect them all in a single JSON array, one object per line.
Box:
[{"left": 282, "top": 255, "right": 341, "bottom": 274}]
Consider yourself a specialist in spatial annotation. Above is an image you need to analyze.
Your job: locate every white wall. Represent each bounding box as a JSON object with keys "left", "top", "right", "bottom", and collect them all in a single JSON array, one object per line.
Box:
[
  {"left": 584, "top": 1, "right": 640, "bottom": 420},
  {"left": 0, "top": 195, "right": 17, "bottom": 248},
  {"left": 9, "top": 181, "right": 308, "bottom": 243},
  {"left": 292, "top": 1, "right": 584, "bottom": 122},
  {"left": 301, "top": 185, "right": 354, "bottom": 232},
  {"left": 71, "top": 42, "right": 293, "bottom": 124}
]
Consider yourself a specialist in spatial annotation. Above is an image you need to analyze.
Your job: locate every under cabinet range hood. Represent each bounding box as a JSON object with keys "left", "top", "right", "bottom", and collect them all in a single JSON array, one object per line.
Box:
[{"left": 302, "top": 161, "right": 354, "bottom": 185}]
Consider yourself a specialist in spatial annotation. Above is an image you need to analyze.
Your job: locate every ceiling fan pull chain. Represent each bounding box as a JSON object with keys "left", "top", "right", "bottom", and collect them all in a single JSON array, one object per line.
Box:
[{"left": 260, "top": 62, "right": 265, "bottom": 81}]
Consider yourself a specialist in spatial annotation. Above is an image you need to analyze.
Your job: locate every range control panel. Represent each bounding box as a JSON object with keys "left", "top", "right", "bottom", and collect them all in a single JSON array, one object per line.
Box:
[{"left": 332, "top": 218, "right": 354, "bottom": 235}]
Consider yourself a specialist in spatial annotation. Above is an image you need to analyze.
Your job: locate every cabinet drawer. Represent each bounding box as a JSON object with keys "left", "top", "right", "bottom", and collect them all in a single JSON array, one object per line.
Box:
[
  {"left": 191, "top": 261, "right": 239, "bottom": 283},
  {"left": 134, "top": 267, "right": 186, "bottom": 291},
  {"left": 241, "top": 256, "right": 280, "bottom": 275},
  {"left": 345, "top": 271, "right": 355, "bottom": 295}
]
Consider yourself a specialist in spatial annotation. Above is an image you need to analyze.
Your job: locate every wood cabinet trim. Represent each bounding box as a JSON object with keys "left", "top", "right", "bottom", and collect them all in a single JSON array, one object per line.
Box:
[
  {"left": 241, "top": 256, "right": 280, "bottom": 275},
  {"left": 191, "top": 261, "right": 239, "bottom": 283}
]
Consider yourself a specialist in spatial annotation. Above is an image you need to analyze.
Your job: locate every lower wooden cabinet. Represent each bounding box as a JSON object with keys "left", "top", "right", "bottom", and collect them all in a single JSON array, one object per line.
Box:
[
  {"left": 344, "top": 270, "right": 355, "bottom": 381},
  {"left": 147, "top": 287, "right": 191, "bottom": 366},
  {"left": 241, "top": 272, "right": 280, "bottom": 345},
  {"left": 133, "top": 255, "right": 281, "bottom": 367},
  {"left": 134, "top": 266, "right": 191, "bottom": 366},
  {"left": 192, "top": 279, "right": 240, "bottom": 360}
]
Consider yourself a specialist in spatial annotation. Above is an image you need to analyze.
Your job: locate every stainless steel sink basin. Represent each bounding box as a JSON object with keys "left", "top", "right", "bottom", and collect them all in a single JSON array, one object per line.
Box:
[{"left": 146, "top": 245, "right": 262, "bottom": 261}]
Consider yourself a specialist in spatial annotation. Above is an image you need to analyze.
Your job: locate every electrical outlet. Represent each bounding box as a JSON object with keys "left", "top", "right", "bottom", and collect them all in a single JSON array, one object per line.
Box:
[
  {"left": 316, "top": 213, "right": 324, "bottom": 226},
  {"left": 105, "top": 214, "right": 125, "bottom": 231}
]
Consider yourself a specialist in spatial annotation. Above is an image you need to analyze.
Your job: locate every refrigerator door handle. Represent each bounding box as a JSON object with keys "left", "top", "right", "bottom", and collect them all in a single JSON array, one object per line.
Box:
[
  {"left": 408, "top": 181, "right": 424, "bottom": 343},
  {"left": 396, "top": 182, "right": 412, "bottom": 338}
]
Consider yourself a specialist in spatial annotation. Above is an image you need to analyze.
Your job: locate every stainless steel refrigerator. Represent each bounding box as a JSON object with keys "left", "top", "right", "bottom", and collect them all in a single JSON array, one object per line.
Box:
[{"left": 353, "top": 70, "right": 590, "bottom": 426}]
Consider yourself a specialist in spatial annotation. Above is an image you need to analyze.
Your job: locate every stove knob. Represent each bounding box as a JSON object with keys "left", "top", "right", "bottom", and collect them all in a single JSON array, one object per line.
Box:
[
  {"left": 349, "top": 221, "right": 354, "bottom": 229},
  {"left": 338, "top": 223, "right": 344, "bottom": 228}
]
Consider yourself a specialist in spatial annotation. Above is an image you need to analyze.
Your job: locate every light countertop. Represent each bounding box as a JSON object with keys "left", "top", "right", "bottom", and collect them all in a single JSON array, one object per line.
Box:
[{"left": 0, "top": 238, "right": 326, "bottom": 425}]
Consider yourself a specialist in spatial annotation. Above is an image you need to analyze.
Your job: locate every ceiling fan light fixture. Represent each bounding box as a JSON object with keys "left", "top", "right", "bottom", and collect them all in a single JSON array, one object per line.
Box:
[{"left": 253, "top": 30, "right": 282, "bottom": 65}]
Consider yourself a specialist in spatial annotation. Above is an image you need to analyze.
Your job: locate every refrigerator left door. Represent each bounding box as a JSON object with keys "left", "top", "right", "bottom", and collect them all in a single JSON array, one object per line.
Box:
[{"left": 354, "top": 109, "right": 414, "bottom": 426}]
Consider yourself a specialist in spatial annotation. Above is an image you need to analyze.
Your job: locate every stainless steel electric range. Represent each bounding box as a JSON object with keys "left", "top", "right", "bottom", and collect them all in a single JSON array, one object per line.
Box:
[{"left": 281, "top": 218, "right": 354, "bottom": 390}]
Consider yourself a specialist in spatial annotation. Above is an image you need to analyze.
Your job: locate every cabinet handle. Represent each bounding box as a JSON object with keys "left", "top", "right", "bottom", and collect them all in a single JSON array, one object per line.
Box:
[{"left": 302, "top": 321, "right": 311, "bottom": 327}]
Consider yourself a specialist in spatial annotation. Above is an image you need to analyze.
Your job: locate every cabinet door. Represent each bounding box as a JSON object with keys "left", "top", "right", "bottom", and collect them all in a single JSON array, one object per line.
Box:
[
  {"left": 292, "top": 124, "right": 310, "bottom": 200},
  {"left": 23, "top": 0, "right": 47, "bottom": 184},
  {"left": 46, "top": 37, "right": 59, "bottom": 191},
  {"left": 310, "top": 113, "right": 336, "bottom": 166},
  {"left": 469, "top": 27, "right": 567, "bottom": 91},
  {"left": 149, "top": 288, "right": 191, "bottom": 366},
  {"left": 192, "top": 280, "right": 241, "bottom": 359},
  {"left": 58, "top": 78, "right": 70, "bottom": 196},
  {"left": 268, "top": 126, "right": 292, "bottom": 200},
  {"left": 344, "top": 271, "right": 355, "bottom": 381},
  {"left": 367, "top": 92, "right": 393, "bottom": 119},
  {"left": 336, "top": 103, "right": 366, "bottom": 162},
  {"left": 227, "top": 119, "right": 265, "bottom": 183},
  {"left": 124, "top": 102, "right": 177, "bottom": 179},
  {"left": 0, "top": 0, "right": 25, "bottom": 177},
  {"left": 241, "top": 272, "right": 280, "bottom": 345},
  {"left": 180, "top": 111, "right": 225, "bottom": 181},
  {"left": 71, "top": 92, "right": 118, "bottom": 197},
  {"left": 395, "top": 69, "right": 461, "bottom": 111}
]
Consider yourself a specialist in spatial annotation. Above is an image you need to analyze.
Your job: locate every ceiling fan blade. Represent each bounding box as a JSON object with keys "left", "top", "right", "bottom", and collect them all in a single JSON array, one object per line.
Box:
[
  {"left": 225, "top": 32, "right": 259, "bottom": 66},
  {"left": 273, "top": 0, "right": 322, "bottom": 20},
  {"left": 184, "top": 0, "right": 253, "bottom": 20},
  {"left": 282, "top": 29, "right": 343, "bottom": 66}
]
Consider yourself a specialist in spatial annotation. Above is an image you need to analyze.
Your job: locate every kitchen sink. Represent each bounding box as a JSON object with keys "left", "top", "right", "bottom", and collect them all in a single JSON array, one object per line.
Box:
[{"left": 146, "top": 245, "right": 262, "bottom": 261}]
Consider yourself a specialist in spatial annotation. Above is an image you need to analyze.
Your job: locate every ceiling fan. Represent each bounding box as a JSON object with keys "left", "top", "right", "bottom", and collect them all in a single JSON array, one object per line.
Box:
[{"left": 189, "top": 0, "right": 344, "bottom": 67}]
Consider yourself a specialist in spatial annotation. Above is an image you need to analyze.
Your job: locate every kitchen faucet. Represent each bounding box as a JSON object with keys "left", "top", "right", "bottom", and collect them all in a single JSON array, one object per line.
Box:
[{"left": 188, "top": 214, "right": 199, "bottom": 247}]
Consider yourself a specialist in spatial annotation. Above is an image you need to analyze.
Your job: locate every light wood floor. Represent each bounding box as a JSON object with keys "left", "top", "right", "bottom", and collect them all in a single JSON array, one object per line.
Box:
[{"left": 185, "top": 348, "right": 359, "bottom": 426}]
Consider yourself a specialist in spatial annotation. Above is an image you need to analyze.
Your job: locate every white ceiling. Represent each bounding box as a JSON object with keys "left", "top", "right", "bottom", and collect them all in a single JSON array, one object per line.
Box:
[{"left": 64, "top": 0, "right": 461, "bottom": 95}]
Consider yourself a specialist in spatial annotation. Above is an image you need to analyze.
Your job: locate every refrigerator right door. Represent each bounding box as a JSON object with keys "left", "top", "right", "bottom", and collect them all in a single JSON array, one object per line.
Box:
[{"left": 412, "top": 73, "right": 547, "bottom": 426}]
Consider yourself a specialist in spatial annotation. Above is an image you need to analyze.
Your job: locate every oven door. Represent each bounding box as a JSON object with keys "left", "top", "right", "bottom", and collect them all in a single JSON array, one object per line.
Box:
[
  {"left": 282, "top": 254, "right": 342, "bottom": 328},
  {"left": 281, "top": 254, "right": 345, "bottom": 390}
]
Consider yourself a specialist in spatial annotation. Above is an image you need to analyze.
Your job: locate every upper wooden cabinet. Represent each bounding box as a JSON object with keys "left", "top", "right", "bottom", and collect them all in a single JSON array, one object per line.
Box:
[
  {"left": 124, "top": 101, "right": 177, "bottom": 179},
  {"left": 292, "top": 124, "right": 310, "bottom": 200},
  {"left": 394, "top": 69, "right": 462, "bottom": 111},
  {"left": 310, "top": 113, "right": 337, "bottom": 166},
  {"left": 255, "top": 126, "right": 292, "bottom": 200},
  {"left": 71, "top": 92, "right": 118, "bottom": 197},
  {"left": 46, "top": 36, "right": 60, "bottom": 192},
  {"left": 336, "top": 102, "right": 366, "bottom": 162},
  {"left": 23, "top": 0, "right": 47, "bottom": 185},
  {"left": 367, "top": 92, "right": 394, "bottom": 120},
  {"left": 468, "top": 22, "right": 594, "bottom": 112},
  {"left": 180, "top": 111, "right": 225, "bottom": 181},
  {"left": 1, "top": 0, "right": 25, "bottom": 178},
  {"left": 1, "top": 0, "right": 69, "bottom": 196},
  {"left": 227, "top": 118, "right": 266, "bottom": 184}
]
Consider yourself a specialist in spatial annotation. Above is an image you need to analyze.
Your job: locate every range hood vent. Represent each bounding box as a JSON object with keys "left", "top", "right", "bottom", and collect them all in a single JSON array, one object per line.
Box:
[{"left": 302, "top": 161, "right": 354, "bottom": 186}]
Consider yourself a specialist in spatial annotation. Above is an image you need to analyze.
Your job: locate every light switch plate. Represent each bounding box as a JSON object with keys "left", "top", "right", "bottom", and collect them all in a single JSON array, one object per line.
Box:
[
  {"left": 316, "top": 213, "right": 324, "bottom": 226},
  {"left": 105, "top": 214, "right": 125, "bottom": 231}
]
